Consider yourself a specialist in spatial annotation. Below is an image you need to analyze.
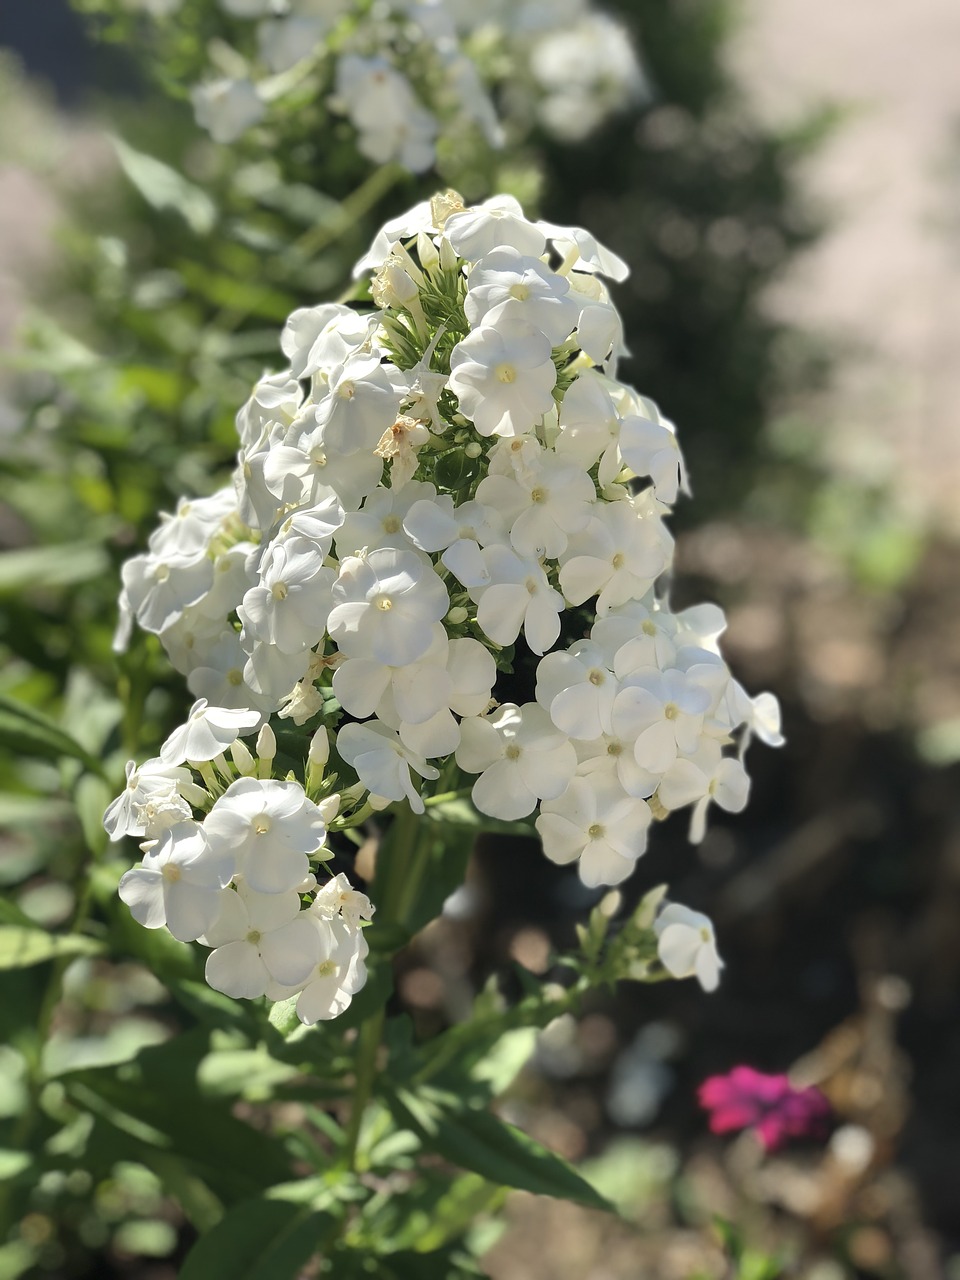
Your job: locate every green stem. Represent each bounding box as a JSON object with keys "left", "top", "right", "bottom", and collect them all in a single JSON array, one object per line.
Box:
[
  {"left": 286, "top": 162, "right": 406, "bottom": 265},
  {"left": 339, "top": 801, "right": 428, "bottom": 1173},
  {"left": 339, "top": 1005, "right": 385, "bottom": 1174}
]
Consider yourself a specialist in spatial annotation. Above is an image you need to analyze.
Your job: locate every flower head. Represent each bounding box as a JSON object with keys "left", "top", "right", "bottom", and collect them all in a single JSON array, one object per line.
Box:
[{"left": 699, "top": 1066, "right": 832, "bottom": 1151}]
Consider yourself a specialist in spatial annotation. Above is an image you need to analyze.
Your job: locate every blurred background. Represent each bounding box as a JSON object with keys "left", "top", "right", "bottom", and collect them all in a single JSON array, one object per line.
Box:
[{"left": 1, "top": 0, "right": 959, "bottom": 1276}]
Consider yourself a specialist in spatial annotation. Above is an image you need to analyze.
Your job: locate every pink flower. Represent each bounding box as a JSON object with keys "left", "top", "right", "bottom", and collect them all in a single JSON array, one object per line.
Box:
[{"left": 698, "top": 1066, "right": 831, "bottom": 1151}]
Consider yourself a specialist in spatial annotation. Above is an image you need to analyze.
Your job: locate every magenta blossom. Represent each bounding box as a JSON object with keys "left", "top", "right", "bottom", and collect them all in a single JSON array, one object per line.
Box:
[{"left": 698, "top": 1066, "right": 831, "bottom": 1151}]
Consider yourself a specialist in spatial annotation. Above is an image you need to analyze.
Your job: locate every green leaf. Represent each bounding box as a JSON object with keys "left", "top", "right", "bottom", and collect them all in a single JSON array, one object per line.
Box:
[
  {"left": 0, "top": 693, "right": 105, "bottom": 774},
  {"left": 424, "top": 798, "right": 535, "bottom": 838},
  {"left": 385, "top": 1086, "right": 612, "bottom": 1213},
  {"left": 179, "top": 1196, "right": 332, "bottom": 1280},
  {"left": 363, "top": 1172, "right": 505, "bottom": 1255},
  {"left": 113, "top": 137, "right": 217, "bottom": 235},
  {"left": 0, "top": 543, "right": 110, "bottom": 596},
  {"left": 0, "top": 926, "right": 104, "bottom": 970},
  {"left": 197, "top": 1048, "right": 300, "bottom": 1099},
  {"left": 0, "top": 1150, "right": 31, "bottom": 1180},
  {"left": 64, "top": 1031, "right": 294, "bottom": 1200},
  {"left": 469, "top": 1027, "right": 537, "bottom": 1097}
]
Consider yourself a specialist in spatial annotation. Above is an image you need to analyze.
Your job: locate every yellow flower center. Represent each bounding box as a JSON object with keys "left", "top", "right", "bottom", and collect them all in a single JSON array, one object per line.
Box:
[{"left": 496, "top": 363, "right": 517, "bottom": 385}]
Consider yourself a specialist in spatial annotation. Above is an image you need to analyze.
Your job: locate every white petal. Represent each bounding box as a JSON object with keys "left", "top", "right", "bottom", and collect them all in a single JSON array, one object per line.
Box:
[
  {"left": 205, "top": 940, "right": 269, "bottom": 999},
  {"left": 164, "top": 880, "right": 222, "bottom": 942},
  {"left": 472, "top": 760, "right": 536, "bottom": 820},
  {"left": 657, "top": 923, "right": 700, "bottom": 979},
  {"left": 118, "top": 868, "right": 166, "bottom": 930},
  {"left": 260, "top": 915, "right": 322, "bottom": 986}
]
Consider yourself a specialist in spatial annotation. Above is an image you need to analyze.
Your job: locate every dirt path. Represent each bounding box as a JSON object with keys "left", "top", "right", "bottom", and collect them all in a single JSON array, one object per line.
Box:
[{"left": 730, "top": 0, "right": 960, "bottom": 530}]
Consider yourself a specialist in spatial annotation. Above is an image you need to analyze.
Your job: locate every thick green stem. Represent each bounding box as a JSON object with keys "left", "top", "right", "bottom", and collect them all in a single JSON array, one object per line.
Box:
[
  {"left": 340, "top": 801, "right": 428, "bottom": 1172},
  {"left": 339, "top": 1006, "right": 385, "bottom": 1173}
]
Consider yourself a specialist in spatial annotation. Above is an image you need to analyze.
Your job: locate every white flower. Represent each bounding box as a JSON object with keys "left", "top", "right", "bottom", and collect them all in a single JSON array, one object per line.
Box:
[
  {"left": 444, "top": 196, "right": 546, "bottom": 261},
  {"left": 191, "top": 78, "right": 265, "bottom": 144},
  {"left": 464, "top": 247, "right": 580, "bottom": 344},
  {"left": 243, "top": 640, "right": 312, "bottom": 707},
  {"left": 537, "top": 219, "right": 629, "bottom": 282},
  {"left": 619, "top": 407, "right": 689, "bottom": 505},
  {"left": 592, "top": 599, "right": 678, "bottom": 671},
  {"left": 314, "top": 871, "right": 375, "bottom": 927},
  {"left": 456, "top": 703, "right": 576, "bottom": 820},
  {"left": 327, "top": 547, "right": 449, "bottom": 666},
  {"left": 159, "top": 700, "right": 262, "bottom": 765},
  {"left": 203, "top": 778, "right": 327, "bottom": 893},
  {"left": 336, "top": 482, "right": 438, "bottom": 559},
  {"left": 120, "top": 550, "right": 213, "bottom": 636},
  {"left": 280, "top": 304, "right": 371, "bottom": 381},
  {"left": 477, "top": 451, "right": 595, "bottom": 559},
  {"left": 118, "top": 822, "right": 234, "bottom": 942},
  {"left": 270, "top": 915, "right": 369, "bottom": 1024},
  {"left": 654, "top": 903, "right": 723, "bottom": 992},
  {"left": 446, "top": 638, "right": 497, "bottom": 716},
  {"left": 614, "top": 669, "right": 713, "bottom": 775},
  {"left": 535, "top": 642, "right": 616, "bottom": 741},
  {"left": 448, "top": 317, "right": 557, "bottom": 438},
  {"left": 536, "top": 775, "right": 651, "bottom": 886},
  {"left": 203, "top": 882, "right": 320, "bottom": 999},
  {"left": 470, "top": 544, "right": 564, "bottom": 655},
  {"left": 148, "top": 489, "right": 237, "bottom": 561},
  {"left": 658, "top": 740, "right": 750, "bottom": 844},
  {"left": 555, "top": 369, "right": 623, "bottom": 488},
  {"left": 559, "top": 499, "right": 672, "bottom": 612},
  {"left": 333, "top": 623, "right": 450, "bottom": 723},
  {"left": 238, "top": 537, "right": 335, "bottom": 655},
  {"left": 104, "top": 758, "right": 193, "bottom": 842},
  {"left": 353, "top": 200, "right": 438, "bottom": 278},
  {"left": 235, "top": 370, "right": 302, "bottom": 452},
  {"left": 337, "top": 720, "right": 439, "bottom": 814},
  {"left": 403, "top": 496, "right": 504, "bottom": 556},
  {"left": 264, "top": 420, "right": 384, "bottom": 513},
  {"left": 375, "top": 415, "right": 431, "bottom": 489},
  {"left": 314, "top": 352, "right": 403, "bottom": 457},
  {"left": 531, "top": 14, "right": 647, "bottom": 143},
  {"left": 333, "top": 56, "right": 438, "bottom": 173}
]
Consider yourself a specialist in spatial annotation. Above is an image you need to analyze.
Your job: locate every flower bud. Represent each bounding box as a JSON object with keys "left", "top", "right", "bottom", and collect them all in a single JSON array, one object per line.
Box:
[
  {"left": 417, "top": 229, "right": 440, "bottom": 271},
  {"left": 230, "top": 738, "right": 256, "bottom": 776},
  {"left": 256, "top": 723, "right": 277, "bottom": 778},
  {"left": 439, "top": 234, "right": 459, "bottom": 273}
]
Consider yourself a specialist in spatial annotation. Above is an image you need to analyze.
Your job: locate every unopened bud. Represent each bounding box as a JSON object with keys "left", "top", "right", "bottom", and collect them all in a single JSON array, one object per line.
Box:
[
  {"left": 417, "top": 229, "right": 439, "bottom": 271},
  {"left": 308, "top": 728, "right": 330, "bottom": 767},
  {"left": 257, "top": 727, "right": 276, "bottom": 762},
  {"left": 368, "top": 792, "right": 392, "bottom": 812},
  {"left": 446, "top": 606, "right": 468, "bottom": 625},
  {"left": 464, "top": 441, "right": 482, "bottom": 458},
  {"left": 439, "top": 235, "right": 459, "bottom": 273},
  {"left": 231, "top": 738, "right": 256, "bottom": 776},
  {"left": 318, "top": 792, "right": 341, "bottom": 823}
]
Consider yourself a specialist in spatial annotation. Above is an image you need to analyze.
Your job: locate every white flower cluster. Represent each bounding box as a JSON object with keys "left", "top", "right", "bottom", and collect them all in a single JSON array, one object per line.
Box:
[
  {"left": 184, "top": 0, "right": 647, "bottom": 160},
  {"left": 105, "top": 707, "right": 372, "bottom": 1024},
  {"left": 113, "top": 190, "right": 783, "bottom": 998}
]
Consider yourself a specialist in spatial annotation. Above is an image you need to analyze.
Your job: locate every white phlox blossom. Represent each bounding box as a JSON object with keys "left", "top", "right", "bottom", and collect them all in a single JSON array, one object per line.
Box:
[
  {"left": 159, "top": 700, "right": 262, "bottom": 765},
  {"left": 108, "top": 736, "right": 372, "bottom": 1023},
  {"left": 170, "top": 0, "right": 647, "bottom": 164},
  {"left": 654, "top": 903, "right": 724, "bottom": 992},
  {"left": 112, "top": 192, "right": 782, "bottom": 1015}
]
